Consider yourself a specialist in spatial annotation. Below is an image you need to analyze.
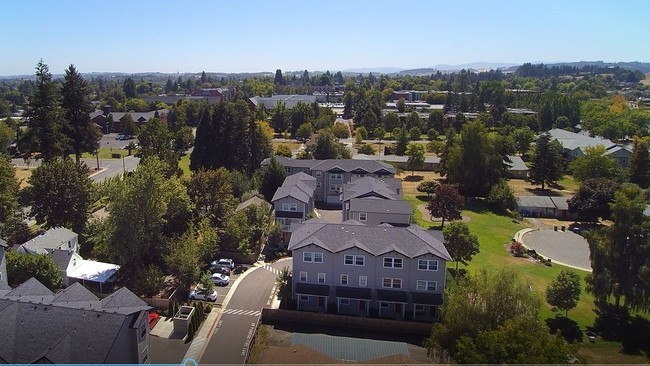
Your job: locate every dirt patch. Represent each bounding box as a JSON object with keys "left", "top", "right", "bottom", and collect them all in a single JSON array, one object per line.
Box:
[
  {"left": 508, "top": 178, "right": 574, "bottom": 197},
  {"left": 417, "top": 204, "right": 471, "bottom": 224},
  {"left": 14, "top": 167, "right": 34, "bottom": 189},
  {"left": 397, "top": 171, "right": 444, "bottom": 196}
]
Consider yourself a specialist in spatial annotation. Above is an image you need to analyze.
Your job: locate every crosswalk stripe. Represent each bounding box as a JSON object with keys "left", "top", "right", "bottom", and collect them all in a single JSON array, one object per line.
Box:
[{"left": 222, "top": 308, "right": 262, "bottom": 316}]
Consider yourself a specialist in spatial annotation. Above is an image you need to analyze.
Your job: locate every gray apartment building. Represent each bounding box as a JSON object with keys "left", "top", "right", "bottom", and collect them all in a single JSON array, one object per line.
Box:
[
  {"left": 267, "top": 156, "right": 397, "bottom": 206},
  {"left": 288, "top": 220, "right": 451, "bottom": 321},
  {"left": 272, "top": 172, "right": 317, "bottom": 231},
  {"left": 342, "top": 176, "right": 412, "bottom": 226},
  {"left": 0, "top": 238, "right": 7, "bottom": 288},
  {"left": 0, "top": 278, "right": 151, "bottom": 363}
]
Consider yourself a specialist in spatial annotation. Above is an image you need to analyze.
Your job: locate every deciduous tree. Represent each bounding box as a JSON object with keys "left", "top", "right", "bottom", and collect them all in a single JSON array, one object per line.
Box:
[
  {"left": 569, "top": 145, "right": 621, "bottom": 182},
  {"left": 186, "top": 168, "right": 236, "bottom": 227},
  {"left": 275, "top": 144, "right": 292, "bottom": 157},
  {"left": 5, "top": 251, "right": 63, "bottom": 290},
  {"left": 26, "top": 158, "right": 92, "bottom": 234},
  {"left": 427, "top": 184, "right": 464, "bottom": 228},
  {"left": 546, "top": 270, "right": 582, "bottom": 318},
  {"left": 567, "top": 178, "right": 619, "bottom": 222},
  {"left": 406, "top": 143, "right": 425, "bottom": 175},
  {"left": 417, "top": 181, "right": 438, "bottom": 197},
  {"left": 443, "top": 221, "right": 479, "bottom": 272}
]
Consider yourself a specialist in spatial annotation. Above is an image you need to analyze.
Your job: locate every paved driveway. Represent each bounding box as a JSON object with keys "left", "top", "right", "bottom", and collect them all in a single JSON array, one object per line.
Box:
[
  {"left": 317, "top": 208, "right": 343, "bottom": 223},
  {"left": 522, "top": 229, "right": 591, "bottom": 271}
]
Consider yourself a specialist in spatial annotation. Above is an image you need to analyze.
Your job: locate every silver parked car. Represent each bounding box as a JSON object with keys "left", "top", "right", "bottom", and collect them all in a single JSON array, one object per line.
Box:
[{"left": 188, "top": 288, "right": 218, "bottom": 302}]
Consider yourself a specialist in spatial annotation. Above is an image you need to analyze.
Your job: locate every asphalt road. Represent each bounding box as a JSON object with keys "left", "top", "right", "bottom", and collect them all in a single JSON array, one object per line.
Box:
[
  {"left": 86, "top": 156, "right": 140, "bottom": 182},
  {"left": 200, "top": 260, "right": 290, "bottom": 365}
]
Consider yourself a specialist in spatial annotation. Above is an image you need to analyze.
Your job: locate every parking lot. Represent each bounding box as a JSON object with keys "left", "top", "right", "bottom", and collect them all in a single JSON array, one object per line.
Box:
[
  {"left": 99, "top": 133, "right": 138, "bottom": 150},
  {"left": 212, "top": 264, "right": 251, "bottom": 306}
]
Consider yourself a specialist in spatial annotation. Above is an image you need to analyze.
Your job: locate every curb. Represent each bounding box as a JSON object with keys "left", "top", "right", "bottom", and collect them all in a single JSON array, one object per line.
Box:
[{"left": 515, "top": 228, "right": 592, "bottom": 273}]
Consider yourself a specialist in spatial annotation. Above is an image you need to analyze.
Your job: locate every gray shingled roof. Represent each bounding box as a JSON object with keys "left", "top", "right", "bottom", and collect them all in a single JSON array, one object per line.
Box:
[
  {"left": 48, "top": 249, "right": 75, "bottom": 271},
  {"left": 547, "top": 128, "right": 616, "bottom": 151},
  {"left": 506, "top": 155, "right": 529, "bottom": 171},
  {"left": 235, "top": 196, "right": 271, "bottom": 212},
  {"left": 343, "top": 177, "right": 401, "bottom": 201},
  {"left": 272, "top": 181, "right": 313, "bottom": 203},
  {"left": 284, "top": 172, "right": 317, "bottom": 190},
  {"left": 311, "top": 159, "right": 396, "bottom": 174},
  {"left": 288, "top": 220, "right": 451, "bottom": 260},
  {"left": 349, "top": 198, "right": 413, "bottom": 215},
  {"left": 0, "top": 277, "right": 151, "bottom": 363},
  {"left": 21, "top": 227, "right": 77, "bottom": 255},
  {"left": 517, "top": 196, "right": 556, "bottom": 209}
]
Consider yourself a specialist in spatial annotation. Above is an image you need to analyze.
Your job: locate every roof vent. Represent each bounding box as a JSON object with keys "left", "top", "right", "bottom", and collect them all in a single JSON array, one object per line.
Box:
[{"left": 20, "top": 320, "right": 24, "bottom": 325}]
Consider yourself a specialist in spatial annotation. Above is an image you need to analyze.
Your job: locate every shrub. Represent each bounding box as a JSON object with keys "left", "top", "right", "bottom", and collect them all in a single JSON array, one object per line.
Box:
[
  {"left": 205, "top": 303, "right": 213, "bottom": 313},
  {"left": 510, "top": 241, "right": 525, "bottom": 257}
]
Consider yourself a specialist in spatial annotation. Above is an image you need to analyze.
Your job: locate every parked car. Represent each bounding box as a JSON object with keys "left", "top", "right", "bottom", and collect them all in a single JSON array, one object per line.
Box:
[
  {"left": 209, "top": 264, "right": 231, "bottom": 275},
  {"left": 188, "top": 288, "right": 218, "bottom": 301},
  {"left": 211, "top": 258, "right": 235, "bottom": 270},
  {"left": 211, "top": 273, "right": 230, "bottom": 286},
  {"left": 116, "top": 134, "right": 126, "bottom": 140}
]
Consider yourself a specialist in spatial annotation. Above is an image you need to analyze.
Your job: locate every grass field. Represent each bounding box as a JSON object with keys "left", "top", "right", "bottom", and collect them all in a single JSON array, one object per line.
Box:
[
  {"left": 400, "top": 171, "right": 649, "bottom": 362},
  {"left": 14, "top": 166, "right": 34, "bottom": 189},
  {"left": 80, "top": 148, "right": 130, "bottom": 160},
  {"left": 179, "top": 154, "right": 191, "bottom": 177}
]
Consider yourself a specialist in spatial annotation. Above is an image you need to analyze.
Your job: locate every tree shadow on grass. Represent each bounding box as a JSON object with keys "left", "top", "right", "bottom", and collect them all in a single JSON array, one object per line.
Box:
[
  {"left": 590, "top": 303, "right": 650, "bottom": 356},
  {"left": 524, "top": 187, "right": 564, "bottom": 196},
  {"left": 415, "top": 195, "right": 431, "bottom": 202},
  {"left": 545, "top": 315, "right": 583, "bottom": 343},
  {"left": 404, "top": 175, "right": 424, "bottom": 182}
]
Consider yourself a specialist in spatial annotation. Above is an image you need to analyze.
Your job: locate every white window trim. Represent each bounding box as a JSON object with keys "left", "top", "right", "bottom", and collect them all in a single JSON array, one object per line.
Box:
[
  {"left": 313, "top": 252, "right": 323, "bottom": 263},
  {"left": 318, "top": 273, "right": 326, "bottom": 283},
  {"left": 358, "top": 212, "right": 367, "bottom": 221},
  {"left": 359, "top": 276, "right": 367, "bottom": 287},
  {"left": 340, "top": 274, "right": 348, "bottom": 285},
  {"left": 299, "top": 295, "right": 309, "bottom": 302},
  {"left": 299, "top": 271, "right": 307, "bottom": 282},
  {"left": 303, "top": 252, "right": 313, "bottom": 262},
  {"left": 382, "top": 277, "right": 402, "bottom": 289},
  {"left": 345, "top": 254, "right": 365, "bottom": 266},
  {"left": 315, "top": 171, "right": 322, "bottom": 177},
  {"left": 340, "top": 298, "right": 350, "bottom": 305},
  {"left": 383, "top": 257, "right": 403, "bottom": 269},
  {"left": 417, "top": 280, "right": 437, "bottom": 291},
  {"left": 380, "top": 302, "right": 389, "bottom": 309},
  {"left": 418, "top": 259, "right": 439, "bottom": 271}
]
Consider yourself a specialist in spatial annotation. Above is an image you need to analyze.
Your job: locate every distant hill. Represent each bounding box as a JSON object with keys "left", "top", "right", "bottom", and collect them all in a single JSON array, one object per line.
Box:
[
  {"left": 504, "top": 61, "right": 650, "bottom": 74},
  {"left": 341, "top": 67, "right": 402, "bottom": 74},
  {"left": 398, "top": 62, "right": 518, "bottom": 75}
]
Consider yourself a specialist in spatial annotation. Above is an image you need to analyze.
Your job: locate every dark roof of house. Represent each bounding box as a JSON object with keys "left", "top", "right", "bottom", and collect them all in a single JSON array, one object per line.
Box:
[
  {"left": 90, "top": 109, "right": 169, "bottom": 123},
  {"left": 343, "top": 176, "right": 401, "bottom": 201},
  {"left": 288, "top": 220, "right": 451, "bottom": 260},
  {"left": 348, "top": 198, "right": 413, "bottom": 215},
  {"left": 547, "top": 128, "right": 616, "bottom": 151},
  {"left": 0, "top": 278, "right": 150, "bottom": 363},
  {"left": 21, "top": 227, "right": 77, "bottom": 255},
  {"left": 48, "top": 249, "right": 75, "bottom": 271}
]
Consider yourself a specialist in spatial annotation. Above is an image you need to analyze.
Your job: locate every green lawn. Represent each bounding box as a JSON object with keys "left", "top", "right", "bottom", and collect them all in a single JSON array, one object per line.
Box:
[
  {"left": 407, "top": 193, "right": 650, "bottom": 361},
  {"left": 179, "top": 154, "right": 191, "bottom": 177},
  {"left": 80, "top": 148, "right": 130, "bottom": 160},
  {"left": 406, "top": 194, "right": 595, "bottom": 327},
  {"left": 557, "top": 175, "right": 580, "bottom": 192}
]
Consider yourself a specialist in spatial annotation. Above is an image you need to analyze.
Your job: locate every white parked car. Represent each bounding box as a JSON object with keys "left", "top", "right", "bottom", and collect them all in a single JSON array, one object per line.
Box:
[
  {"left": 188, "top": 288, "right": 218, "bottom": 302},
  {"left": 210, "top": 258, "right": 235, "bottom": 270},
  {"left": 211, "top": 273, "right": 230, "bottom": 286}
]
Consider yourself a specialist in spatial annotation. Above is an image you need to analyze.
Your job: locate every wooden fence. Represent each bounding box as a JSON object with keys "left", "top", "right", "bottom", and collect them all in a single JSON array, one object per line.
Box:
[{"left": 260, "top": 308, "right": 434, "bottom": 336}]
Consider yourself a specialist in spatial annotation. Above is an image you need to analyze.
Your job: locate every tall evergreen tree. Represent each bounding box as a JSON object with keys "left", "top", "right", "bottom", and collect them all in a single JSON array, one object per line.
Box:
[
  {"left": 23, "top": 60, "right": 70, "bottom": 160},
  {"left": 61, "top": 65, "right": 100, "bottom": 163},
  {"left": 529, "top": 134, "right": 563, "bottom": 190},
  {"left": 586, "top": 183, "right": 650, "bottom": 311},
  {"left": 123, "top": 77, "right": 136, "bottom": 98},
  {"left": 259, "top": 156, "right": 287, "bottom": 202},
  {"left": 628, "top": 136, "right": 650, "bottom": 188},
  {"left": 0, "top": 155, "right": 20, "bottom": 238}
]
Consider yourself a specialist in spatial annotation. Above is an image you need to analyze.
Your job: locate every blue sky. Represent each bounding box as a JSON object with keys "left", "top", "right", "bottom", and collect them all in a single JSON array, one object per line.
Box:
[{"left": 1, "top": 0, "right": 648, "bottom": 75}]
